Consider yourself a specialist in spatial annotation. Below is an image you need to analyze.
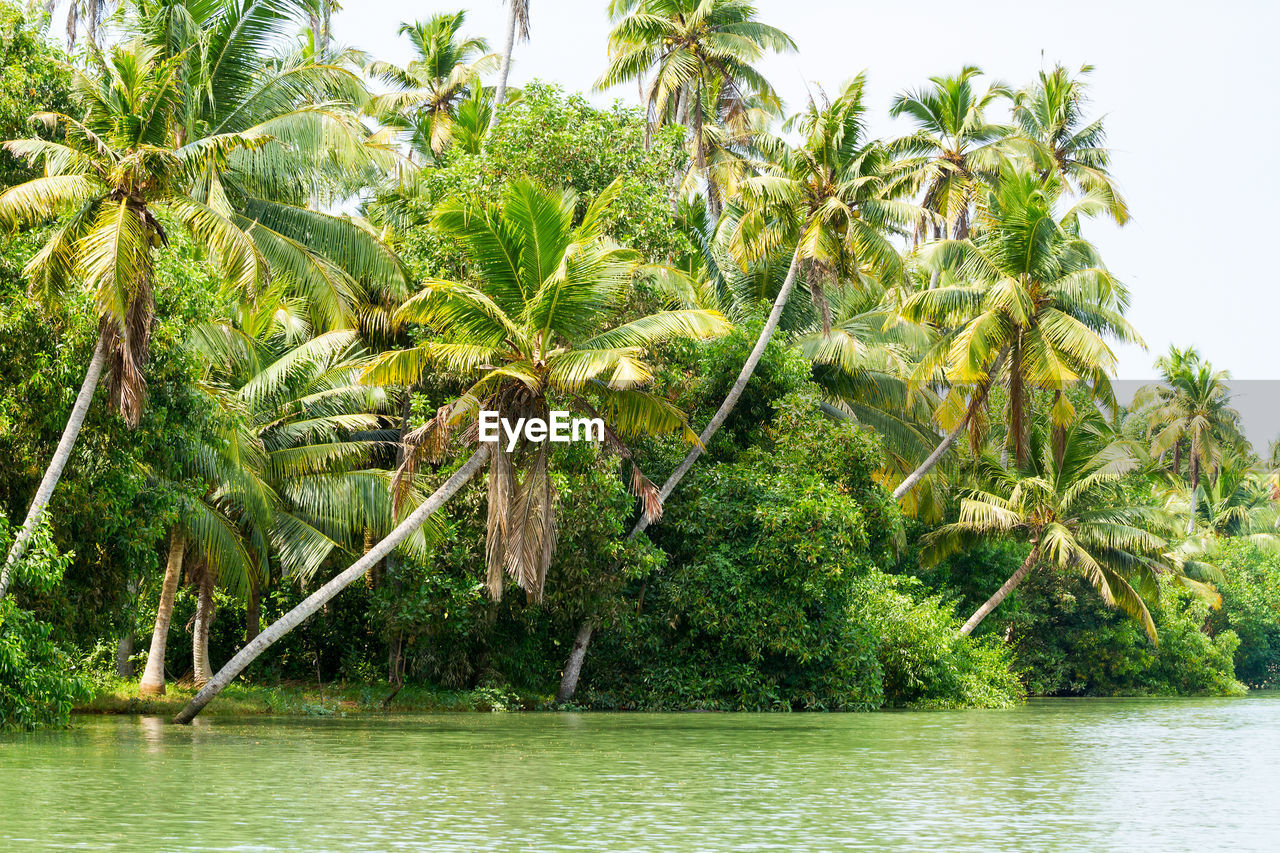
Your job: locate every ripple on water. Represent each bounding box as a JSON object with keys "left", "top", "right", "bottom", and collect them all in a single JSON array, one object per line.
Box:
[{"left": 1, "top": 695, "right": 1279, "bottom": 851}]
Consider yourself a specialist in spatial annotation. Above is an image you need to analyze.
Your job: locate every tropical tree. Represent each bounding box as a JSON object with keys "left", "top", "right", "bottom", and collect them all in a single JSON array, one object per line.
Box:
[
  {"left": 1136, "top": 346, "right": 1244, "bottom": 532},
  {"left": 365, "top": 12, "right": 495, "bottom": 160},
  {"left": 889, "top": 66, "right": 1011, "bottom": 242},
  {"left": 0, "top": 42, "right": 265, "bottom": 601},
  {"left": 173, "top": 177, "right": 727, "bottom": 721},
  {"left": 488, "top": 0, "right": 529, "bottom": 131},
  {"left": 140, "top": 317, "right": 435, "bottom": 693},
  {"left": 136, "top": 0, "right": 409, "bottom": 329},
  {"left": 1011, "top": 64, "right": 1129, "bottom": 224},
  {"left": 895, "top": 167, "right": 1141, "bottom": 500},
  {"left": 597, "top": 0, "right": 795, "bottom": 207},
  {"left": 923, "top": 414, "right": 1193, "bottom": 639},
  {"left": 554, "top": 78, "right": 914, "bottom": 703}
]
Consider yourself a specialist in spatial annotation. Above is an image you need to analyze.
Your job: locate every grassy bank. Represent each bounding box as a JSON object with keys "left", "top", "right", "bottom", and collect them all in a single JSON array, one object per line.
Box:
[{"left": 78, "top": 680, "right": 544, "bottom": 717}]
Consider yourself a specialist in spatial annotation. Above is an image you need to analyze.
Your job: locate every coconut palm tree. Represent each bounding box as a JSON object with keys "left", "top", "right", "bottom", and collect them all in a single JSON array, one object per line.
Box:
[
  {"left": 173, "top": 177, "right": 726, "bottom": 721},
  {"left": 889, "top": 66, "right": 1012, "bottom": 242},
  {"left": 553, "top": 79, "right": 914, "bottom": 704},
  {"left": 0, "top": 42, "right": 265, "bottom": 601},
  {"left": 1136, "top": 346, "right": 1244, "bottom": 532},
  {"left": 923, "top": 413, "right": 1190, "bottom": 639},
  {"left": 138, "top": 0, "right": 409, "bottom": 328},
  {"left": 894, "top": 166, "right": 1141, "bottom": 500},
  {"left": 642, "top": 77, "right": 912, "bottom": 529},
  {"left": 597, "top": 0, "right": 795, "bottom": 205},
  {"left": 488, "top": 0, "right": 529, "bottom": 132},
  {"left": 141, "top": 316, "right": 439, "bottom": 693},
  {"left": 1011, "top": 64, "right": 1129, "bottom": 224},
  {"left": 365, "top": 12, "right": 495, "bottom": 160}
]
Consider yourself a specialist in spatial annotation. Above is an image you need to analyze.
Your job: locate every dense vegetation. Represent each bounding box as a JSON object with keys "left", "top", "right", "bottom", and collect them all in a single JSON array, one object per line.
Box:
[{"left": 0, "top": 0, "right": 1276, "bottom": 730}]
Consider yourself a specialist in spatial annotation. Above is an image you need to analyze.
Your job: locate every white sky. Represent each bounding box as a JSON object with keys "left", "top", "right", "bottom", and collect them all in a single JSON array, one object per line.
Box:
[{"left": 334, "top": 0, "right": 1280, "bottom": 391}]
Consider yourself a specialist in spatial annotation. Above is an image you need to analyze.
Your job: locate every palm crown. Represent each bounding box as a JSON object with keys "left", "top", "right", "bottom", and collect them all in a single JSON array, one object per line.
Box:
[
  {"left": 366, "top": 12, "right": 496, "bottom": 158},
  {"left": 366, "top": 178, "right": 728, "bottom": 601},
  {"left": 925, "top": 414, "right": 1198, "bottom": 641},
  {"left": 904, "top": 167, "right": 1141, "bottom": 466}
]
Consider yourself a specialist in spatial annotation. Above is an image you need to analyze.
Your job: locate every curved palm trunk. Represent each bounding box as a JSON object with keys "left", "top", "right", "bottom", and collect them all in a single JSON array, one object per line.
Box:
[
  {"left": 554, "top": 249, "right": 804, "bottom": 704},
  {"left": 960, "top": 544, "right": 1039, "bottom": 636},
  {"left": 139, "top": 529, "right": 185, "bottom": 696},
  {"left": 1188, "top": 453, "right": 1200, "bottom": 534},
  {"left": 554, "top": 620, "right": 593, "bottom": 704},
  {"left": 0, "top": 330, "right": 109, "bottom": 602},
  {"left": 487, "top": 0, "right": 522, "bottom": 132},
  {"left": 893, "top": 351, "right": 1006, "bottom": 501},
  {"left": 173, "top": 447, "right": 490, "bottom": 724},
  {"left": 192, "top": 568, "right": 216, "bottom": 687},
  {"left": 639, "top": 247, "right": 803, "bottom": 526}
]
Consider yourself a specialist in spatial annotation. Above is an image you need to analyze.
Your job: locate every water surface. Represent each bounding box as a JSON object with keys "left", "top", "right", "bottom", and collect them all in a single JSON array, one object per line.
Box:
[{"left": 2, "top": 695, "right": 1278, "bottom": 851}]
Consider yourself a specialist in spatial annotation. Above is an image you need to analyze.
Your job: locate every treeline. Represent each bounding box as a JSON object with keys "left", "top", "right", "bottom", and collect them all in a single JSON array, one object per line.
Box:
[{"left": 0, "top": 0, "right": 1277, "bottom": 730}]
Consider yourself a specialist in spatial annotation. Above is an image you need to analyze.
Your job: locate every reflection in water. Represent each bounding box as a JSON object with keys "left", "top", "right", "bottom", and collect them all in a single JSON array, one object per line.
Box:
[{"left": 2, "top": 695, "right": 1279, "bottom": 851}]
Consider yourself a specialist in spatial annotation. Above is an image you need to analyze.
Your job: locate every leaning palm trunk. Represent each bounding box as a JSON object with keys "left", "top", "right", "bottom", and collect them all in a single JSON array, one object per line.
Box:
[
  {"left": 0, "top": 330, "right": 109, "bottom": 602},
  {"left": 892, "top": 350, "right": 1006, "bottom": 501},
  {"left": 960, "top": 544, "right": 1039, "bottom": 636},
  {"left": 192, "top": 569, "right": 215, "bottom": 687},
  {"left": 139, "top": 529, "right": 185, "bottom": 696},
  {"left": 554, "top": 621, "right": 593, "bottom": 703},
  {"left": 173, "top": 447, "right": 491, "bottom": 723},
  {"left": 554, "top": 249, "right": 803, "bottom": 703},
  {"left": 488, "top": 0, "right": 526, "bottom": 132},
  {"left": 639, "top": 248, "right": 803, "bottom": 530},
  {"left": 1188, "top": 454, "right": 1200, "bottom": 534}
]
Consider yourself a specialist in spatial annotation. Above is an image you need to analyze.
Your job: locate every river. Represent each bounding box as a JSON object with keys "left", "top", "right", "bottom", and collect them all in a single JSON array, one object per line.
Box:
[{"left": 2, "top": 694, "right": 1278, "bottom": 851}]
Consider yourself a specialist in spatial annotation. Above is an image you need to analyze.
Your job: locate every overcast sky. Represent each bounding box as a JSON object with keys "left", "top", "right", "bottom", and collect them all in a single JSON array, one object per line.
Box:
[{"left": 333, "top": 0, "right": 1280, "bottom": 438}]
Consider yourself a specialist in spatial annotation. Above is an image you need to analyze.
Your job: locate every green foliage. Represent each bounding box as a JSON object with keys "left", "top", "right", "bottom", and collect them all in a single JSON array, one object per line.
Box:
[
  {"left": 854, "top": 571, "right": 1022, "bottom": 708},
  {"left": 372, "top": 81, "right": 690, "bottom": 274},
  {"left": 1008, "top": 571, "right": 1244, "bottom": 696},
  {"left": 0, "top": 520, "right": 91, "bottom": 730},
  {"left": 587, "top": 388, "right": 1019, "bottom": 710},
  {"left": 1209, "top": 540, "right": 1280, "bottom": 688},
  {"left": 0, "top": 3, "right": 72, "bottom": 188}
]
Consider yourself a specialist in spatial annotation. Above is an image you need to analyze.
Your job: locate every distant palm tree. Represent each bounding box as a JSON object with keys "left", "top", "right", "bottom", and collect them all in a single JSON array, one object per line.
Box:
[
  {"left": 1011, "top": 64, "right": 1129, "bottom": 224},
  {"left": 597, "top": 0, "right": 795, "bottom": 207},
  {"left": 174, "top": 178, "right": 726, "bottom": 722},
  {"left": 1137, "top": 346, "right": 1244, "bottom": 532},
  {"left": 890, "top": 66, "right": 1012, "bottom": 242},
  {"left": 924, "top": 414, "right": 1200, "bottom": 639},
  {"left": 644, "top": 77, "right": 912, "bottom": 531},
  {"left": 141, "top": 321, "right": 430, "bottom": 693},
  {"left": 366, "top": 12, "right": 496, "bottom": 160}
]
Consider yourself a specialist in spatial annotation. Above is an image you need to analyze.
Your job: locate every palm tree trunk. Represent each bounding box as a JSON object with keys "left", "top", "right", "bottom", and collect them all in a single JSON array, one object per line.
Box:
[
  {"left": 1188, "top": 454, "right": 1200, "bottom": 534},
  {"left": 115, "top": 574, "right": 141, "bottom": 678},
  {"left": 0, "top": 330, "right": 108, "bottom": 602},
  {"left": 554, "top": 248, "right": 804, "bottom": 705},
  {"left": 960, "top": 544, "right": 1039, "bottom": 636},
  {"left": 893, "top": 350, "right": 1006, "bottom": 501},
  {"left": 173, "top": 446, "right": 490, "bottom": 724},
  {"left": 487, "top": 0, "right": 521, "bottom": 132},
  {"left": 554, "top": 620, "right": 593, "bottom": 704},
  {"left": 193, "top": 568, "right": 216, "bottom": 687},
  {"left": 636, "top": 247, "right": 803, "bottom": 531},
  {"left": 140, "top": 529, "right": 185, "bottom": 695},
  {"left": 245, "top": 573, "right": 261, "bottom": 643}
]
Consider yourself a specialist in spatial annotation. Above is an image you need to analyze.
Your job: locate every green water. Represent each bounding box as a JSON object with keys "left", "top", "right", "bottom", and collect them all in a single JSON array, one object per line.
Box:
[{"left": 2, "top": 695, "right": 1279, "bottom": 851}]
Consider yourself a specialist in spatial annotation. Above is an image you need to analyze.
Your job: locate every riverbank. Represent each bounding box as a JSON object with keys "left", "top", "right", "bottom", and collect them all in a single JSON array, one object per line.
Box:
[{"left": 78, "top": 680, "right": 544, "bottom": 717}]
